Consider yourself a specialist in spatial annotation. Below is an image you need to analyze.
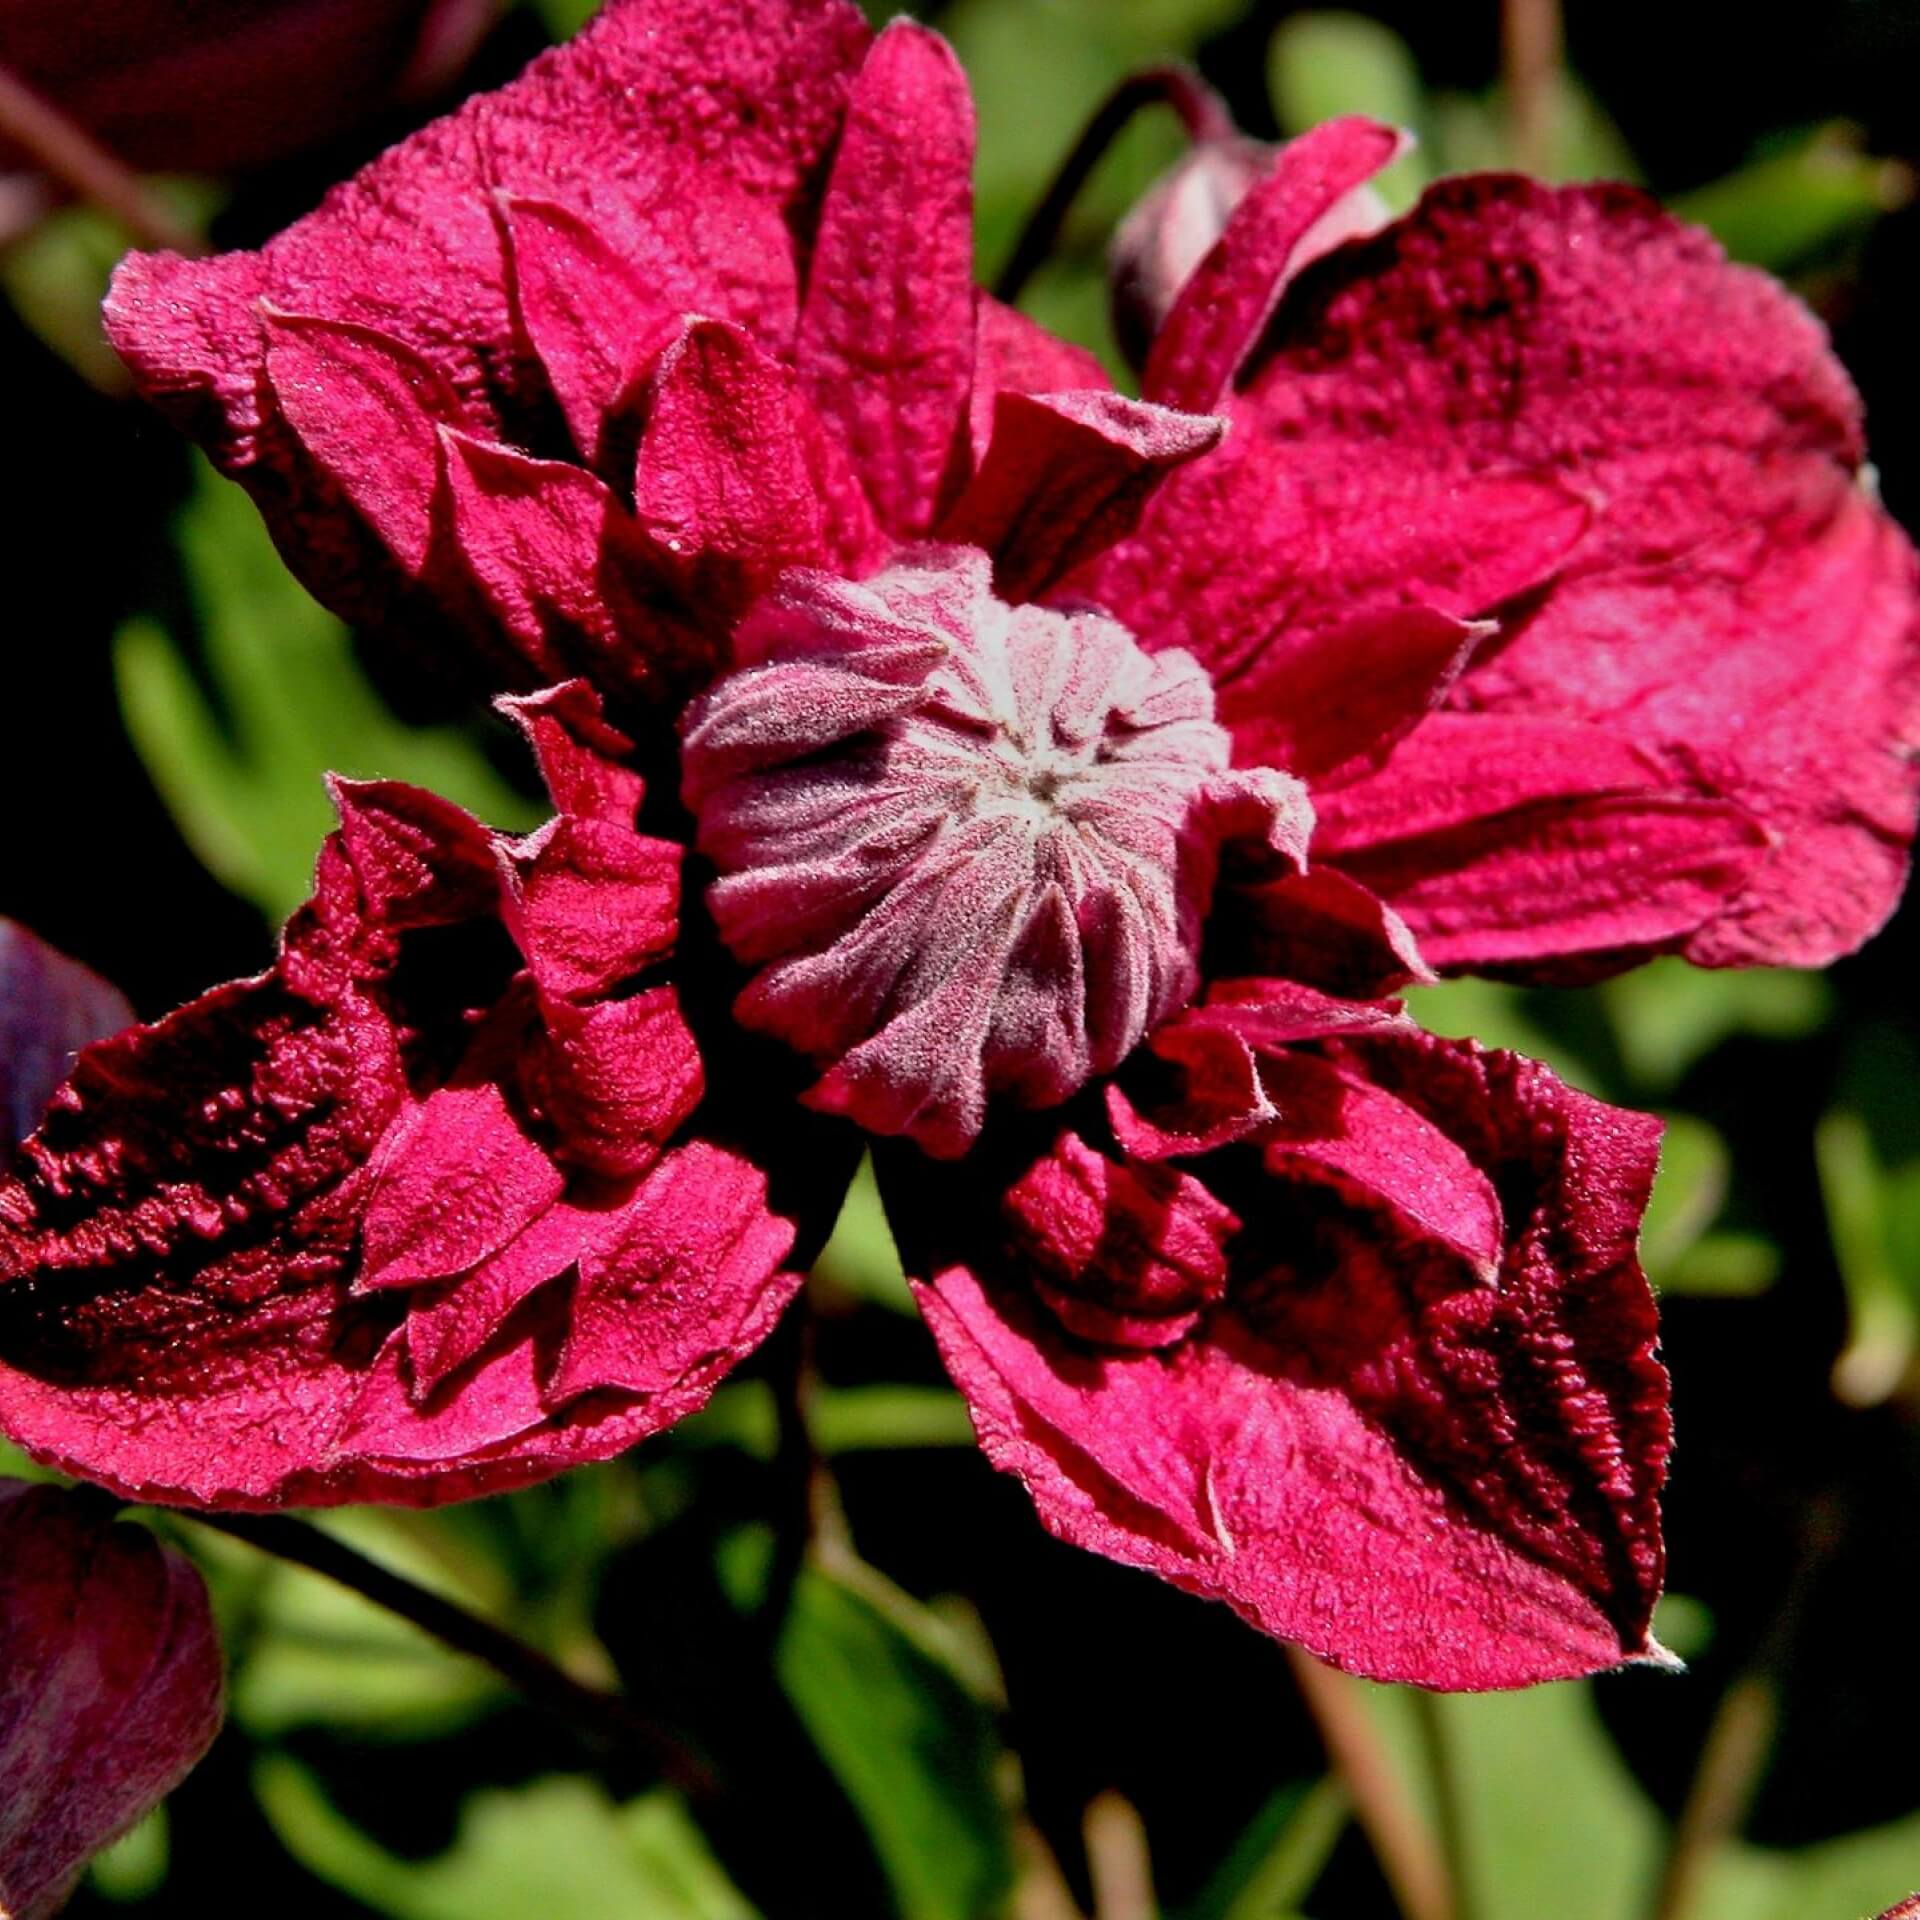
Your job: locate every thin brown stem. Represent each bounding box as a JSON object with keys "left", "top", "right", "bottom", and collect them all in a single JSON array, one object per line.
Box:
[
  {"left": 1286, "top": 1645, "right": 1453, "bottom": 1920},
  {"left": 1500, "top": 0, "right": 1563, "bottom": 178},
  {"left": 1412, "top": 1690, "right": 1475, "bottom": 1920},
  {"left": 1646, "top": 1496, "right": 1842, "bottom": 1920},
  {"left": 1647, "top": 1676, "right": 1775, "bottom": 1920},
  {"left": 190, "top": 1510, "right": 706, "bottom": 1791},
  {"left": 992, "top": 65, "right": 1234, "bottom": 307},
  {"left": 0, "top": 64, "right": 203, "bottom": 253}
]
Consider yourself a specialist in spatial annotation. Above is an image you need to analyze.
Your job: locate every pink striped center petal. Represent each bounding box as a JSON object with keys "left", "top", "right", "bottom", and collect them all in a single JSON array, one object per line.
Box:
[{"left": 682, "top": 547, "right": 1312, "bottom": 1157}]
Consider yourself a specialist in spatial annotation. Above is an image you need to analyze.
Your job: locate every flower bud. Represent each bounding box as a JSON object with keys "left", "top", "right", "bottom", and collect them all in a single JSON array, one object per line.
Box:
[{"left": 0, "top": 1481, "right": 223, "bottom": 1919}]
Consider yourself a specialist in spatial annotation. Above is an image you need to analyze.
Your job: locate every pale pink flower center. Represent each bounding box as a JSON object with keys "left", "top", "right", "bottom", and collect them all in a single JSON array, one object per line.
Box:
[{"left": 681, "top": 547, "right": 1308, "bottom": 1158}]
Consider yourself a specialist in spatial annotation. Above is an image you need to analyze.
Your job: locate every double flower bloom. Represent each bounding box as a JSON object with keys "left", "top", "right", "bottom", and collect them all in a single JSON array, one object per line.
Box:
[{"left": 1, "top": 0, "right": 1916, "bottom": 1690}]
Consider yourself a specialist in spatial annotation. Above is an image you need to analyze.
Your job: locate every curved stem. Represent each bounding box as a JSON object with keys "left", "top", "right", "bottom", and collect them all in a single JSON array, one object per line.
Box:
[
  {"left": 0, "top": 64, "right": 203, "bottom": 253},
  {"left": 993, "top": 65, "right": 1233, "bottom": 307},
  {"left": 1285, "top": 1645, "right": 1453, "bottom": 1920},
  {"left": 189, "top": 1510, "right": 707, "bottom": 1791}
]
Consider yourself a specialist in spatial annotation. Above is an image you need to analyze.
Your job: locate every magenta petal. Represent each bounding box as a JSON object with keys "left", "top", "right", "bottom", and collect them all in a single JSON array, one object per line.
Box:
[
  {"left": 940, "top": 389, "right": 1224, "bottom": 602},
  {"left": 440, "top": 428, "right": 707, "bottom": 700},
  {"left": 502, "top": 816, "right": 680, "bottom": 1000},
  {"left": 533, "top": 990, "right": 704, "bottom": 1180},
  {"left": 264, "top": 309, "right": 463, "bottom": 576},
  {"left": 1223, "top": 604, "right": 1492, "bottom": 782},
  {"left": 0, "top": 1482, "right": 223, "bottom": 1920},
  {"left": 633, "top": 319, "right": 830, "bottom": 611},
  {"left": 908, "top": 1035, "right": 1670, "bottom": 1688},
  {"left": 493, "top": 179, "right": 798, "bottom": 475},
  {"left": 1259, "top": 1050, "right": 1503, "bottom": 1272},
  {"left": 498, "top": 682, "right": 645, "bottom": 826},
  {"left": 795, "top": 20, "right": 976, "bottom": 536},
  {"left": 359, "top": 1084, "right": 565, "bottom": 1292},
  {"left": 1143, "top": 116, "right": 1402, "bottom": 413},
  {"left": 405, "top": 1199, "right": 597, "bottom": 1397},
  {"left": 1318, "top": 717, "right": 1771, "bottom": 971},
  {"left": 554, "top": 1140, "right": 800, "bottom": 1404},
  {"left": 0, "top": 924, "right": 132, "bottom": 1166},
  {"left": 1212, "top": 866, "right": 1432, "bottom": 1000},
  {"left": 968, "top": 297, "right": 1109, "bottom": 460}
]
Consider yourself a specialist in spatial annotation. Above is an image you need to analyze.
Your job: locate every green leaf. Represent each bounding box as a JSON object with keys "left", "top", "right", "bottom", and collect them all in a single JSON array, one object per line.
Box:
[
  {"left": 1817, "top": 1109, "right": 1919, "bottom": 1407},
  {"left": 1641, "top": 1113, "right": 1731, "bottom": 1287},
  {"left": 116, "top": 456, "right": 543, "bottom": 923},
  {"left": 86, "top": 1806, "right": 170, "bottom": 1904},
  {"left": 1267, "top": 12, "right": 1432, "bottom": 210},
  {"left": 813, "top": 1154, "right": 914, "bottom": 1314},
  {"left": 1404, "top": 979, "right": 1598, "bottom": 1091},
  {"left": 776, "top": 1560, "right": 1014, "bottom": 1920},
  {"left": 256, "top": 1762, "right": 760, "bottom": 1920},
  {"left": 1598, "top": 958, "right": 1831, "bottom": 1095},
  {"left": 1674, "top": 126, "right": 1913, "bottom": 271},
  {"left": 1179, "top": 1776, "right": 1346, "bottom": 1920},
  {"left": 0, "top": 182, "right": 222, "bottom": 390}
]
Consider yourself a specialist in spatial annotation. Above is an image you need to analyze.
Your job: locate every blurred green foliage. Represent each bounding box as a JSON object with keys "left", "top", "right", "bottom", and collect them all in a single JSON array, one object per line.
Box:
[{"left": 114, "top": 457, "right": 542, "bottom": 925}]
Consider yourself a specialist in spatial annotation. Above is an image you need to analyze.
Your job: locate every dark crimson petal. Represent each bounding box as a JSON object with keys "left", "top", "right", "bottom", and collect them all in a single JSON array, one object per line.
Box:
[
  {"left": 1111, "top": 174, "right": 1920, "bottom": 968},
  {"left": 0, "top": 924, "right": 132, "bottom": 1167},
  {"left": 103, "top": 0, "right": 871, "bottom": 639},
  {"left": 1459, "top": 490, "right": 1920, "bottom": 967},
  {"left": 358, "top": 1083, "right": 565, "bottom": 1292},
  {"left": 498, "top": 683, "right": 645, "bottom": 826},
  {"left": 530, "top": 991, "right": 704, "bottom": 1180},
  {"left": 632, "top": 319, "right": 830, "bottom": 617},
  {"left": 795, "top": 20, "right": 976, "bottom": 537},
  {"left": 500, "top": 816, "right": 681, "bottom": 1001},
  {"left": 1208, "top": 866, "right": 1432, "bottom": 1000},
  {"left": 901, "top": 1031, "right": 1672, "bottom": 1689},
  {"left": 1003, "top": 1134, "right": 1237, "bottom": 1351},
  {"left": 439, "top": 429, "right": 711, "bottom": 701},
  {"left": 939, "top": 389, "right": 1223, "bottom": 604},
  {"left": 0, "top": 691, "right": 817, "bottom": 1508},
  {"left": 967, "top": 296, "right": 1109, "bottom": 461},
  {"left": 553, "top": 1140, "right": 800, "bottom": 1402},
  {"left": 1142, "top": 116, "right": 1402, "bottom": 413},
  {"left": 1258, "top": 1050, "right": 1502, "bottom": 1273},
  {"left": 264, "top": 309, "right": 467, "bottom": 579},
  {"left": 1316, "top": 716, "right": 1771, "bottom": 971},
  {"left": 0, "top": 1481, "right": 223, "bottom": 1920},
  {"left": 1222, "top": 604, "right": 1492, "bottom": 782},
  {"left": 1077, "top": 422, "right": 1592, "bottom": 694},
  {"left": 494, "top": 182, "right": 797, "bottom": 473}
]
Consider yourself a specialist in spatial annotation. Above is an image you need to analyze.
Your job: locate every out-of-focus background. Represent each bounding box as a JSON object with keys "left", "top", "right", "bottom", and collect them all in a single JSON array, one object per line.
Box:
[{"left": 3, "top": 2, "right": 1919, "bottom": 1915}]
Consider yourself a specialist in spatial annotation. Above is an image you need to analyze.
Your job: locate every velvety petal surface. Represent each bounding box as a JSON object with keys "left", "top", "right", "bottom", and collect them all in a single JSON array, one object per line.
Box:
[
  {"left": 0, "top": 690, "right": 818, "bottom": 1508},
  {"left": 896, "top": 1027, "right": 1672, "bottom": 1688},
  {"left": 0, "top": 1481, "right": 223, "bottom": 1920},
  {"left": 104, "top": 0, "right": 873, "bottom": 660},
  {"left": 1091, "top": 175, "right": 1920, "bottom": 970}
]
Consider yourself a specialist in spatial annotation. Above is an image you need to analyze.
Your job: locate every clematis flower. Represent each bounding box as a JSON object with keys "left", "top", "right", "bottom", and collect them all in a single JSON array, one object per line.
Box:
[
  {"left": 7, "top": 0, "right": 1912, "bottom": 1689},
  {"left": 1, "top": 923, "right": 131, "bottom": 1170},
  {"left": 0, "top": 1479, "right": 224, "bottom": 1920}
]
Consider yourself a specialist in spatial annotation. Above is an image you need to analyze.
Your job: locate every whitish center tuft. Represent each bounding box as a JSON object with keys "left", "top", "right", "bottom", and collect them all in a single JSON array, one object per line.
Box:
[{"left": 680, "top": 547, "right": 1310, "bottom": 1158}]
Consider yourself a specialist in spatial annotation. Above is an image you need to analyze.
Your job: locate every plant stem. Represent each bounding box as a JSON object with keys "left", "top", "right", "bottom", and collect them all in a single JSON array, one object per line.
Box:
[
  {"left": 1500, "top": 0, "right": 1563, "bottom": 178},
  {"left": 189, "top": 1510, "right": 706, "bottom": 1790},
  {"left": 1412, "top": 1689, "right": 1475, "bottom": 1920},
  {"left": 1646, "top": 1496, "right": 1841, "bottom": 1920},
  {"left": 0, "top": 64, "right": 203, "bottom": 253},
  {"left": 1285, "top": 1645, "right": 1453, "bottom": 1920},
  {"left": 993, "top": 65, "right": 1234, "bottom": 307}
]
